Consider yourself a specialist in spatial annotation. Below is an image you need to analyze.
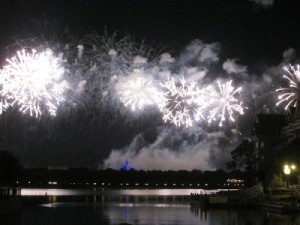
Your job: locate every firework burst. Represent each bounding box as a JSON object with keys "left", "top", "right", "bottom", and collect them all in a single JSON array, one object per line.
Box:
[
  {"left": 202, "top": 80, "right": 245, "bottom": 126},
  {"left": 1, "top": 49, "right": 68, "bottom": 117},
  {"left": 118, "top": 70, "right": 161, "bottom": 111},
  {"left": 159, "top": 77, "right": 199, "bottom": 127},
  {"left": 276, "top": 65, "right": 300, "bottom": 110}
]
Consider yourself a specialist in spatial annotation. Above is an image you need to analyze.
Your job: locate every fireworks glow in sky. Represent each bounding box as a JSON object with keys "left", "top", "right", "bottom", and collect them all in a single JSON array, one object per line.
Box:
[
  {"left": 119, "top": 70, "right": 161, "bottom": 111},
  {"left": 0, "top": 0, "right": 298, "bottom": 170},
  {"left": 276, "top": 65, "right": 300, "bottom": 110},
  {"left": 0, "top": 49, "right": 68, "bottom": 117},
  {"left": 203, "top": 80, "right": 245, "bottom": 127},
  {"left": 120, "top": 75, "right": 246, "bottom": 128},
  {"left": 159, "top": 77, "right": 199, "bottom": 127}
]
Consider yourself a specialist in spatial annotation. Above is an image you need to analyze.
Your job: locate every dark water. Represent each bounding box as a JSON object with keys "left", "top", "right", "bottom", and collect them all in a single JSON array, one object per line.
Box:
[{"left": 3, "top": 188, "right": 300, "bottom": 225}]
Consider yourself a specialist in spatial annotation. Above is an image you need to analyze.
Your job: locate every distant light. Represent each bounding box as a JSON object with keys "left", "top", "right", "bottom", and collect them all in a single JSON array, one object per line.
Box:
[
  {"left": 291, "top": 165, "right": 296, "bottom": 170},
  {"left": 48, "top": 181, "right": 57, "bottom": 185},
  {"left": 284, "top": 165, "right": 291, "bottom": 175}
]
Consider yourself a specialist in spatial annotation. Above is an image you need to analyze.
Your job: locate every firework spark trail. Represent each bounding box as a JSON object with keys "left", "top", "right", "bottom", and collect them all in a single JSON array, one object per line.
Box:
[
  {"left": 119, "top": 70, "right": 161, "bottom": 111},
  {"left": 159, "top": 77, "right": 199, "bottom": 127},
  {"left": 200, "top": 80, "right": 245, "bottom": 127},
  {"left": 82, "top": 33, "right": 159, "bottom": 77},
  {"left": 1, "top": 49, "right": 68, "bottom": 117},
  {"left": 0, "top": 69, "right": 13, "bottom": 114},
  {"left": 76, "top": 33, "right": 162, "bottom": 112},
  {"left": 276, "top": 65, "right": 300, "bottom": 110}
]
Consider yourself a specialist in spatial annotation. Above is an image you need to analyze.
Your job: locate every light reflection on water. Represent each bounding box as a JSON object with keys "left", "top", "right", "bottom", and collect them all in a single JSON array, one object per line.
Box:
[
  {"left": 40, "top": 202, "right": 190, "bottom": 208},
  {"left": 21, "top": 188, "right": 221, "bottom": 196},
  {"left": 17, "top": 188, "right": 300, "bottom": 225}
]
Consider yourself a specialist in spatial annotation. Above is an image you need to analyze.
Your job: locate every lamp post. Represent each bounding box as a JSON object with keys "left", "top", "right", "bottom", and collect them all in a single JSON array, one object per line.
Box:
[{"left": 283, "top": 164, "right": 296, "bottom": 187}]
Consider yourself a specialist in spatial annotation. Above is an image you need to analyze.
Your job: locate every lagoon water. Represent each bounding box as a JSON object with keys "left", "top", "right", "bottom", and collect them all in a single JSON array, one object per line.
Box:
[{"left": 9, "top": 188, "right": 300, "bottom": 225}]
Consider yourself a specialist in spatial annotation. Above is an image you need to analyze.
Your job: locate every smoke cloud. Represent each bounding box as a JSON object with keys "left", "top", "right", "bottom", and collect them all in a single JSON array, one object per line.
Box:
[
  {"left": 159, "top": 53, "right": 175, "bottom": 65},
  {"left": 223, "top": 59, "right": 247, "bottom": 75},
  {"left": 178, "top": 40, "right": 220, "bottom": 67},
  {"left": 102, "top": 40, "right": 298, "bottom": 171},
  {"left": 103, "top": 126, "right": 235, "bottom": 171},
  {"left": 283, "top": 48, "right": 296, "bottom": 62},
  {"left": 249, "top": 0, "right": 274, "bottom": 7},
  {"left": 2, "top": 30, "right": 296, "bottom": 171}
]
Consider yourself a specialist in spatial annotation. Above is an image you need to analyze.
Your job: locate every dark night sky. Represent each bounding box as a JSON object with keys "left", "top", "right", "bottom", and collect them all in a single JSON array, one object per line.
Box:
[
  {"left": 0, "top": 0, "right": 299, "bottom": 170},
  {"left": 1, "top": 0, "right": 299, "bottom": 64}
]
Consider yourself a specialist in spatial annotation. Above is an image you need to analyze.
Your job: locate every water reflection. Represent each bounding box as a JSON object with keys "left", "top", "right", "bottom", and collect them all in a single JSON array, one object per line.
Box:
[
  {"left": 21, "top": 188, "right": 215, "bottom": 196},
  {"left": 190, "top": 203, "right": 300, "bottom": 225},
  {"left": 18, "top": 188, "right": 300, "bottom": 225},
  {"left": 104, "top": 202, "right": 200, "bottom": 225},
  {"left": 0, "top": 212, "right": 22, "bottom": 225},
  {"left": 21, "top": 203, "right": 109, "bottom": 225},
  {"left": 22, "top": 188, "right": 192, "bottom": 207}
]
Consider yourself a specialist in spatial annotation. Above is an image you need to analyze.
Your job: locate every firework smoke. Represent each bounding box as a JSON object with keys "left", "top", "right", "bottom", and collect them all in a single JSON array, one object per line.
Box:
[
  {"left": 249, "top": 0, "right": 274, "bottom": 7},
  {"left": 103, "top": 127, "right": 237, "bottom": 171},
  {"left": 223, "top": 59, "right": 247, "bottom": 75},
  {"left": 0, "top": 29, "right": 295, "bottom": 171}
]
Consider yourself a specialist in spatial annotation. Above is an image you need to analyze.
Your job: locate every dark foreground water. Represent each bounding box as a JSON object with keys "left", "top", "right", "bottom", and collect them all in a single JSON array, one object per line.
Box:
[{"left": 3, "top": 188, "right": 300, "bottom": 225}]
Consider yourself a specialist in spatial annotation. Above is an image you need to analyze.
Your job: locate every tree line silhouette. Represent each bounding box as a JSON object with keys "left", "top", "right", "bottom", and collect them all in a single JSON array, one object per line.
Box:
[{"left": 0, "top": 150, "right": 250, "bottom": 189}]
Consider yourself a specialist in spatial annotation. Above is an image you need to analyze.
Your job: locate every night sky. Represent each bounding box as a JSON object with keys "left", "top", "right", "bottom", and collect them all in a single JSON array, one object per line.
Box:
[{"left": 0, "top": 0, "right": 299, "bottom": 170}]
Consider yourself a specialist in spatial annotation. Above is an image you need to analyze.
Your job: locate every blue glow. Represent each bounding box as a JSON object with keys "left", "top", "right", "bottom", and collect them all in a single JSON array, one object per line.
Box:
[{"left": 120, "top": 159, "right": 130, "bottom": 171}]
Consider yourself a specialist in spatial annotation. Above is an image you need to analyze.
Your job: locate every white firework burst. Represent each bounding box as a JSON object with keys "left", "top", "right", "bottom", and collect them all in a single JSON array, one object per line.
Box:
[
  {"left": 119, "top": 71, "right": 161, "bottom": 111},
  {"left": 202, "top": 80, "right": 245, "bottom": 127},
  {"left": 1, "top": 49, "right": 68, "bottom": 117},
  {"left": 276, "top": 65, "right": 300, "bottom": 110},
  {"left": 159, "top": 77, "right": 199, "bottom": 127}
]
